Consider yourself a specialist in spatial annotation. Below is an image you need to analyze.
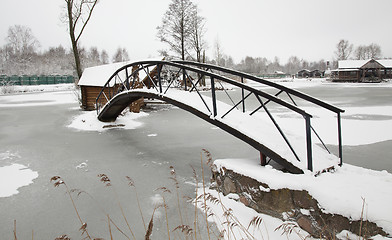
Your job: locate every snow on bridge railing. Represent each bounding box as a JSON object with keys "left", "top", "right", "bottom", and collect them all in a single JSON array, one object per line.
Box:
[
  {"left": 175, "top": 61, "right": 345, "bottom": 167},
  {"left": 95, "top": 60, "right": 344, "bottom": 173}
]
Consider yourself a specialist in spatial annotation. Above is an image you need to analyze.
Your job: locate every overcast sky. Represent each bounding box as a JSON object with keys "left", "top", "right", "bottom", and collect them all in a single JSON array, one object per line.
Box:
[{"left": 1, "top": 0, "right": 391, "bottom": 64}]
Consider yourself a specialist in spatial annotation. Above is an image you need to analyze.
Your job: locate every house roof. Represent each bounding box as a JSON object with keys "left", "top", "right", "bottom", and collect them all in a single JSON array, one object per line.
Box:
[
  {"left": 338, "top": 59, "right": 369, "bottom": 69},
  {"left": 338, "top": 59, "right": 392, "bottom": 69},
  {"left": 78, "top": 61, "right": 133, "bottom": 87},
  {"left": 378, "top": 59, "right": 392, "bottom": 68},
  {"left": 78, "top": 58, "right": 162, "bottom": 87}
]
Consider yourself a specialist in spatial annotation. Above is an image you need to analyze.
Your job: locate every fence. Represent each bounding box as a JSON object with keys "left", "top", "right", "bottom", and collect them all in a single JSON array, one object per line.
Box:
[{"left": 0, "top": 75, "right": 75, "bottom": 86}]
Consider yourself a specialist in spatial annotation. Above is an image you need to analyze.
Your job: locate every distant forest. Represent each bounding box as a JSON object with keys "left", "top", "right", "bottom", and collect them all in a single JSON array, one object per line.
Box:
[
  {"left": 0, "top": 25, "right": 384, "bottom": 78},
  {"left": 0, "top": 40, "right": 330, "bottom": 78}
]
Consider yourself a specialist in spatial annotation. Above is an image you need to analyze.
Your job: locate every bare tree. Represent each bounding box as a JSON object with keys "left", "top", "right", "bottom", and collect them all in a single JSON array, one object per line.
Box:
[
  {"left": 335, "top": 39, "right": 353, "bottom": 60},
  {"left": 214, "top": 37, "right": 224, "bottom": 66},
  {"left": 4, "top": 25, "right": 40, "bottom": 74},
  {"left": 355, "top": 43, "right": 382, "bottom": 60},
  {"left": 6, "top": 25, "right": 40, "bottom": 61},
  {"left": 112, "top": 47, "right": 130, "bottom": 63},
  {"left": 101, "top": 50, "right": 109, "bottom": 64},
  {"left": 355, "top": 45, "right": 366, "bottom": 60},
  {"left": 189, "top": 8, "right": 207, "bottom": 63},
  {"left": 64, "top": 0, "right": 99, "bottom": 79},
  {"left": 366, "top": 43, "right": 382, "bottom": 59},
  {"left": 157, "top": 0, "right": 196, "bottom": 60},
  {"left": 285, "top": 56, "right": 302, "bottom": 74},
  {"left": 86, "top": 46, "right": 101, "bottom": 67}
]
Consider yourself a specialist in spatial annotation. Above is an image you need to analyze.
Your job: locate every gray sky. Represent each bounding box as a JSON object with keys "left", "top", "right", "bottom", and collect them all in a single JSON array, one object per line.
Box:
[{"left": 1, "top": 0, "right": 391, "bottom": 64}]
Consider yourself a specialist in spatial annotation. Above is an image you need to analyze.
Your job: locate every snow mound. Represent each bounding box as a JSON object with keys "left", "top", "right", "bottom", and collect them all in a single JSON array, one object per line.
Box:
[
  {"left": 0, "top": 164, "right": 38, "bottom": 198},
  {"left": 68, "top": 110, "right": 148, "bottom": 132},
  {"left": 214, "top": 158, "right": 392, "bottom": 235}
]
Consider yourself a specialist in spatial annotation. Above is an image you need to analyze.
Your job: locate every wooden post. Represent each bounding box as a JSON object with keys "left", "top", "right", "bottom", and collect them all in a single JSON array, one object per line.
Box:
[{"left": 260, "top": 152, "right": 267, "bottom": 166}]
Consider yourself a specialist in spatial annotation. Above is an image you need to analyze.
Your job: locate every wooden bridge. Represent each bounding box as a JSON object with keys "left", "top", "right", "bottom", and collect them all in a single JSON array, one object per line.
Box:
[{"left": 95, "top": 60, "right": 345, "bottom": 174}]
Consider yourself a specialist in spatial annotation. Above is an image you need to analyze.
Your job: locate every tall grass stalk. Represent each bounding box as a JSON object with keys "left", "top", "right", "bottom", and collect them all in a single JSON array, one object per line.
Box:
[
  {"left": 98, "top": 174, "right": 136, "bottom": 240},
  {"left": 70, "top": 188, "right": 131, "bottom": 239},
  {"left": 155, "top": 187, "right": 172, "bottom": 240},
  {"left": 13, "top": 220, "right": 17, "bottom": 240},
  {"left": 126, "top": 176, "right": 147, "bottom": 231},
  {"left": 170, "top": 166, "right": 184, "bottom": 226},
  {"left": 191, "top": 165, "right": 199, "bottom": 240},
  {"left": 200, "top": 152, "right": 211, "bottom": 240},
  {"left": 51, "top": 176, "right": 92, "bottom": 240},
  {"left": 107, "top": 215, "right": 113, "bottom": 240},
  {"left": 359, "top": 197, "right": 366, "bottom": 238}
]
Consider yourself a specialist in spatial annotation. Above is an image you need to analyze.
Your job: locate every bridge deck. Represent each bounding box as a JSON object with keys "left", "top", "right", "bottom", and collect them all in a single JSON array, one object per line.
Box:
[{"left": 99, "top": 88, "right": 340, "bottom": 173}]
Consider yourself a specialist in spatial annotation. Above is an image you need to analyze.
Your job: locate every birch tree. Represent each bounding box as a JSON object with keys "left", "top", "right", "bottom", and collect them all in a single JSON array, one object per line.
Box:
[
  {"left": 64, "top": 0, "right": 99, "bottom": 79},
  {"left": 335, "top": 39, "right": 353, "bottom": 60}
]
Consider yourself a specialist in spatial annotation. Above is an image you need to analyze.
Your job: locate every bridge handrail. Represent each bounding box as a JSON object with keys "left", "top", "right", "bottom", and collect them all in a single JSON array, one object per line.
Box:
[
  {"left": 174, "top": 60, "right": 345, "bottom": 114},
  {"left": 95, "top": 60, "right": 344, "bottom": 172},
  {"left": 96, "top": 60, "right": 312, "bottom": 118}
]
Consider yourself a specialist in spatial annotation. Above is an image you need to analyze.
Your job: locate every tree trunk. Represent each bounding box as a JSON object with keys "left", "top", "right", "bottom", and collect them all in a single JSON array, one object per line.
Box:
[{"left": 66, "top": 1, "right": 83, "bottom": 80}]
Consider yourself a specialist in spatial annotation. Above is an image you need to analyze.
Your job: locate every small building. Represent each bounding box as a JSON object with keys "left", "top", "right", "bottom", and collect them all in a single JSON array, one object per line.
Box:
[
  {"left": 78, "top": 61, "right": 132, "bottom": 110},
  {"left": 310, "top": 69, "right": 323, "bottom": 78},
  {"left": 297, "top": 69, "right": 324, "bottom": 78},
  {"left": 78, "top": 60, "right": 160, "bottom": 111},
  {"left": 297, "top": 69, "right": 311, "bottom": 78},
  {"left": 331, "top": 59, "right": 392, "bottom": 82}
]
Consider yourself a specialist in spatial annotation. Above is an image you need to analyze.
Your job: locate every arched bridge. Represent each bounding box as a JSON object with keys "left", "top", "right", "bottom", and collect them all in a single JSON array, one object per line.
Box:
[{"left": 96, "top": 60, "right": 345, "bottom": 174}]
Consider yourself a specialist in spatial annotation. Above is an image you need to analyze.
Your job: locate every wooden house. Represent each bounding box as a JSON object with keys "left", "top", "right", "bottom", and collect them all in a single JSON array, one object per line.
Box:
[
  {"left": 297, "top": 69, "right": 323, "bottom": 78},
  {"left": 331, "top": 59, "right": 392, "bottom": 82},
  {"left": 310, "top": 69, "right": 323, "bottom": 77},
  {"left": 297, "top": 69, "right": 311, "bottom": 78},
  {"left": 78, "top": 61, "right": 131, "bottom": 110},
  {"left": 78, "top": 61, "right": 160, "bottom": 111}
]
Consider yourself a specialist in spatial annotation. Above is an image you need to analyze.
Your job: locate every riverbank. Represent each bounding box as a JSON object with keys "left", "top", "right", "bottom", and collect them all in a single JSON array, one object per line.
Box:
[{"left": 199, "top": 158, "right": 392, "bottom": 239}]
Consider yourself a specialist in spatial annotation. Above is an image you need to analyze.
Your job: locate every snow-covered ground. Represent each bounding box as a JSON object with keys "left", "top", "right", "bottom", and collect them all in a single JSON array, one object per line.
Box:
[
  {"left": 0, "top": 152, "right": 38, "bottom": 198},
  {"left": 206, "top": 159, "right": 392, "bottom": 239},
  {"left": 68, "top": 109, "right": 149, "bottom": 132},
  {"left": 0, "top": 83, "right": 75, "bottom": 95},
  {"left": 0, "top": 83, "right": 77, "bottom": 107}
]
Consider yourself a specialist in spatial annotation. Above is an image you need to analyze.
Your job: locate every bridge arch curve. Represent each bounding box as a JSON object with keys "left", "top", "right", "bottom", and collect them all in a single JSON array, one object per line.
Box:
[
  {"left": 98, "top": 89, "right": 303, "bottom": 174},
  {"left": 95, "top": 60, "right": 344, "bottom": 174}
]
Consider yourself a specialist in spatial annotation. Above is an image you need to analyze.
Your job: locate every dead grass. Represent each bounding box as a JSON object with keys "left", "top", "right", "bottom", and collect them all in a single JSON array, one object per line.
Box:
[{"left": 13, "top": 149, "right": 373, "bottom": 239}]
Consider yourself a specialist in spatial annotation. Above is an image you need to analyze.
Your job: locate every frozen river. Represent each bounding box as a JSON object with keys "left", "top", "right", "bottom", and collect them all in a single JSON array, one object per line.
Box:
[{"left": 0, "top": 81, "right": 391, "bottom": 239}]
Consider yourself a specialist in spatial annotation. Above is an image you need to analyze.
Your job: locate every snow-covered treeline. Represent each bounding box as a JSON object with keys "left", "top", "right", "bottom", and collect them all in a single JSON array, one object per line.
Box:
[{"left": 0, "top": 25, "right": 130, "bottom": 77}]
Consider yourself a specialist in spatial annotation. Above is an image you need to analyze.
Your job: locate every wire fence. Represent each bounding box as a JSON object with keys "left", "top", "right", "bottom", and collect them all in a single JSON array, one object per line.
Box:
[{"left": 0, "top": 75, "right": 75, "bottom": 86}]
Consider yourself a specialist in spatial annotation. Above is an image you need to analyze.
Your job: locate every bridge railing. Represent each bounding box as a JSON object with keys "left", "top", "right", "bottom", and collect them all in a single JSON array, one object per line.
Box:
[
  {"left": 175, "top": 61, "right": 345, "bottom": 168},
  {"left": 96, "top": 60, "right": 344, "bottom": 172}
]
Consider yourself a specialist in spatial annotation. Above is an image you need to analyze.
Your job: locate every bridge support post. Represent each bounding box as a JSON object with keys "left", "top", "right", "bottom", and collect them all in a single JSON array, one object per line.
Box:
[
  {"left": 260, "top": 152, "right": 267, "bottom": 166},
  {"left": 305, "top": 116, "right": 313, "bottom": 171},
  {"left": 337, "top": 112, "right": 343, "bottom": 166},
  {"left": 211, "top": 77, "right": 217, "bottom": 117},
  {"left": 157, "top": 64, "right": 162, "bottom": 94},
  {"left": 125, "top": 68, "right": 130, "bottom": 90},
  {"left": 241, "top": 77, "right": 245, "bottom": 113}
]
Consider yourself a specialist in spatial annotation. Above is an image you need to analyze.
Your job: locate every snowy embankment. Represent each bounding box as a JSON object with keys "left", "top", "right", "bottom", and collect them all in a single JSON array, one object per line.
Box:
[
  {"left": 0, "top": 83, "right": 75, "bottom": 95},
  {"left": 0, "top": 84, "right": 77, "bottom": 107},
  {"left": 208, "top": 158, "right": 392, "bottom": 238}
]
